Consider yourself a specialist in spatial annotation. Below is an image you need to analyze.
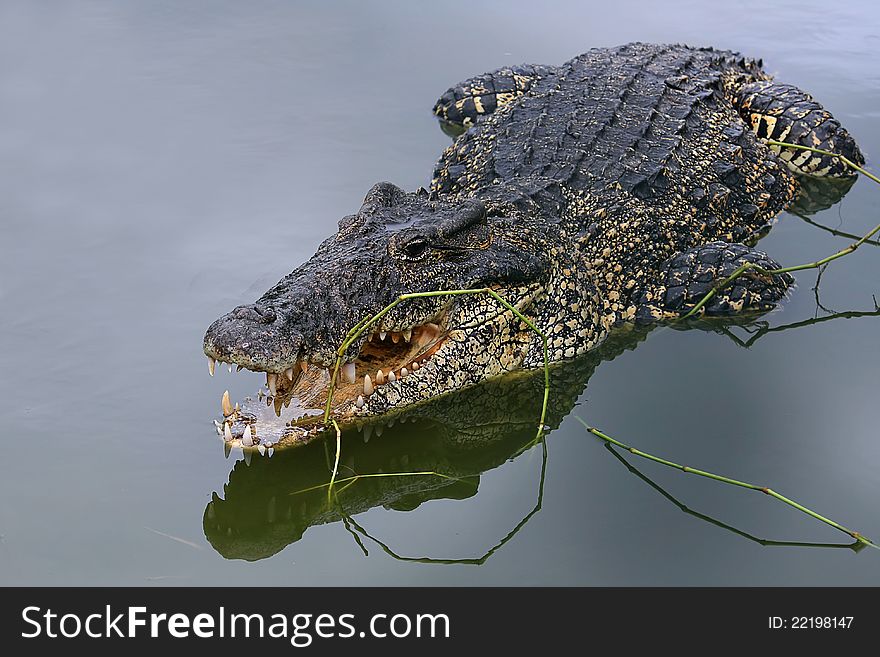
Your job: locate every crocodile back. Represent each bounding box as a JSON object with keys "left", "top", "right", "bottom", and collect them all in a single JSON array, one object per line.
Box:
[{"left": 432, "top": 42, "right": 797, "bottom": 242}]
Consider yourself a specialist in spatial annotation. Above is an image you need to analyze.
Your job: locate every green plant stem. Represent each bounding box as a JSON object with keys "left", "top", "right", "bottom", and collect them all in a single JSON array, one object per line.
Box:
[
  {"left": 326, "top": 419, "right": 342, "bottom": 504},
  {"left": 575, "top": 416, "right": 876, "bottom": 549},
  {"left": 681, "top": 141, "right": 880, "bottom": 319},
  {"left": 340, "top": 437, "right": 548, "bottom": 565},
  {"left": 292, "top": 471, "right": 474, "bottom": 497},
  {"left": 766, "top": 141, "right": 880, "bottom": 184},
  {"left": 603, "top": 443, "right": 865, "bottom": 551}
]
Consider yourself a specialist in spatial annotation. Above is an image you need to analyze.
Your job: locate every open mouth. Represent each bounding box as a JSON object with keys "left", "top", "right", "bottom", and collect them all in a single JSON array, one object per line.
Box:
[{"left": 207, "top": 314, "right": 452, "bottom": 446}]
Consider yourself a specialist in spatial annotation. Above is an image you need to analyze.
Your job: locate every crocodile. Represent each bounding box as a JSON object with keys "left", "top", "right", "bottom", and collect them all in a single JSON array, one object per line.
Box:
[{"left": 203, "top": 42, "right": 863, "bottom": 445}]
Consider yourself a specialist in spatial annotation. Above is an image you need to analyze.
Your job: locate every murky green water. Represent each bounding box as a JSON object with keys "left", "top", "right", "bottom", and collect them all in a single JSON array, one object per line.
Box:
[{"left": 2, "top": 0, "right": 879, "bottom": 585}]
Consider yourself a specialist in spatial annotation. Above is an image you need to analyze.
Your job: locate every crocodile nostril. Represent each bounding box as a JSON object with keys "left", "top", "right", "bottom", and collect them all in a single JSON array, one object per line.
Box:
[
  {"left": 255, "top": 305, "right": 277, "bottom": 323},
  {"left": 231, "top": 304, "right": 276, "bottom": 324}
]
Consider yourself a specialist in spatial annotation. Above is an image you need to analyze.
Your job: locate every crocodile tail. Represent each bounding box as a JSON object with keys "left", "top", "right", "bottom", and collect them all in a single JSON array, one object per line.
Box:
[{"left": 433, "top": 64, "right": 555, "bottom": 135}]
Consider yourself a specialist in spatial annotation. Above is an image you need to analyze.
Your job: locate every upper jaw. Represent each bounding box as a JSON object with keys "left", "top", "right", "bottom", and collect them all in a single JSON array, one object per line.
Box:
[
  {"left": 202, "top": 311, "right": 301, "bottom": 375},
  {"left": 205, "top": 297, "right": 452, "bottom": 409}
]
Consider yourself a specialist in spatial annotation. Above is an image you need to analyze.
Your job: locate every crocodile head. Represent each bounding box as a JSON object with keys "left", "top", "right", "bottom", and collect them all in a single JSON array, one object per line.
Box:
[{"left": 204, "top": 181, "right": 558, "bottom": 436}]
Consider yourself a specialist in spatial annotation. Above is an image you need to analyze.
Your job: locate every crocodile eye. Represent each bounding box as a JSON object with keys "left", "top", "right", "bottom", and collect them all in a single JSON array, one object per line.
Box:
[{"left": 403, "top": 239, "right": 429, "bottom": 259}]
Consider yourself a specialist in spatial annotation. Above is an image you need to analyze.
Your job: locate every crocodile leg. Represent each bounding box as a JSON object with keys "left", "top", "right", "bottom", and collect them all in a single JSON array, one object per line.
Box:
[
  {"left": 732, "top": 80, "right": 863, "bottom": 177},
  {"left": 432, "top": 64, "right": 556, "bottom": 136},
  {"left": 633, "top": 242, "right": 793, "bottom": 323}
]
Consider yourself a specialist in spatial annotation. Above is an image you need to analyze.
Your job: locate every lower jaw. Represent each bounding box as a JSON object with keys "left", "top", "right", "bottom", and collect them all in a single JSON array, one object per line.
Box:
[
  {"left": 213, "top": 387, "right": 436, "bottom": 452},
  {"left": 213, "top": 327, "right": 451, "bottom": 449}
]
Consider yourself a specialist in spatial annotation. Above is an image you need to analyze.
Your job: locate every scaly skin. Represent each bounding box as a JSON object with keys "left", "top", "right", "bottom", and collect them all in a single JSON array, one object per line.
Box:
[{"left": 203, "top": 43, "right": 862, "bottom": 442}]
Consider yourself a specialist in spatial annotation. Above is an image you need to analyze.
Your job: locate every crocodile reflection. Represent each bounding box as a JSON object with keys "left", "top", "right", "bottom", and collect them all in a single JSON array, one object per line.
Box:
[{"left": 786, "top": 174, "right": 857, "bottom": 218}]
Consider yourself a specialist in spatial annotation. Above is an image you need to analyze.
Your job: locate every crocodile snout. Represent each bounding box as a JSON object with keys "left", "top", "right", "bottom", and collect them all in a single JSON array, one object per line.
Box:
[{"left": 203, "top": 304, "right": 299, "bottom": 373}]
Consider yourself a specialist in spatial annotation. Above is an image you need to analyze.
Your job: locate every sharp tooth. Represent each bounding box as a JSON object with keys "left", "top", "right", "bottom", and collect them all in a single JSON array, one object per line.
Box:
[
  {"left": 243, "top": 450, "right": 252, "bottom": 466},
  {"left": 267, "top": 447, "right": 274, "bottom": 458},
  {"left": 236, "top": 365, "right": 243, "bottom": 372},
  {"left": 388, "top": 371, "right": 396, "bottom": 383},
  {"left": 208, "top": 357, "right": 216, "bottom": 376},
  {"left": 391, "top": 332, "right": 400, "bottom": 343},
  {"left": 379, "top": 331, "right": 387, "bottom": 341},
  {"left": 224, "top": 423, "right": 233, "bottom": 442},
  {"left": 412, "top": 362, "right": 419, "bottom": 371},
  {"left": 363, "top": 424, "right": 372, "bottom": 443},
  {"left": 388, "top": 417, "right": 395, "bottom": 428},
  {"left": 223, "top": 442, "right": 231, "bottom": 459},
  {"left": 400, "top": 367, "right": 408, "bottom": 378},
  {"left": 364, "top": 375, "right": 374, "bottom": 396},
  {"left": 356, "top": 395, "right": 365, "bottom": 409},
  {"left": 417, "top": 323, "right": 441, "bottom": 347},
  {"left": 222, "top": 390, "right": 233, "bottom": 416},
  {"left": 300, "top": 361, "right": 310, "bottom": 373},
  {"left": 375, "top": 424, "right": 384, "bottom": 437},
  {"left": 375, "top": 369, "right": 385, "bottom": 385},
  {"left": 267, "top": 373, "right": 277, "bottom": 397},
  {"left": 228, "top": 364, "right": 232, "bottom": 373},
  {"left": 285, "top": 367, "right": 294, "bottom": 381},
  {"left": 403, "top": 329, "right": 412, "bottom": 342},
  {"left": 342, "top": 362, "right": 357, "bottom": 384},
  {"left": 242, "top": 424, "right": 254, "bottom": 447},
  {"left": 258, "top": 444, "right": 266, "bottom": 456}
]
